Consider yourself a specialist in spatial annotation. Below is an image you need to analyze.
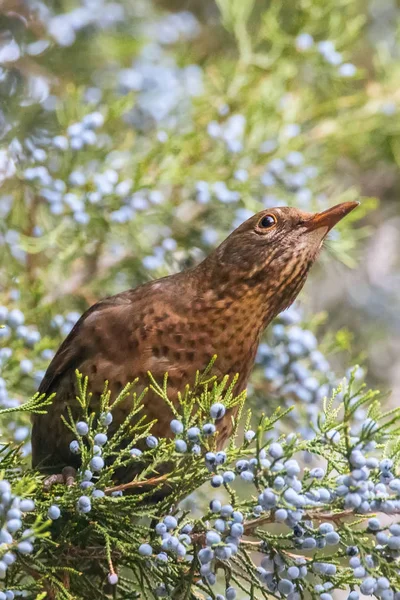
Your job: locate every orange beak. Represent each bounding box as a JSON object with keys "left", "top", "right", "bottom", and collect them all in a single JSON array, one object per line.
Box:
[{"left": 306, "top": 201, "right": 360, "bottom": 232}]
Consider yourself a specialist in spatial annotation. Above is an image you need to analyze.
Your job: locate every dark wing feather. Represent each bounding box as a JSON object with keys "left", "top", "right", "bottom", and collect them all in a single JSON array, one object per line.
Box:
[
  {"left": 38, "top": 292, "right": 136, "bottom": 396},
  {"left": 32, "top": 292, "right": 136, "bottom": 470}
]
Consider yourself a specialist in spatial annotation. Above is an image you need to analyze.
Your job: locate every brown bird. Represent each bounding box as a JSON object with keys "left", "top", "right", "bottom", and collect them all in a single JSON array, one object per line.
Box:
[{"left": 32, "top": 201, "right": 358, "bottom": 483}]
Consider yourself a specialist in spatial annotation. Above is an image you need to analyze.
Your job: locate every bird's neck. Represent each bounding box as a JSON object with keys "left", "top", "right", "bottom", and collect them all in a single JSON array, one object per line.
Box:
[{"left": 191, "top": 255, "right": 283, "bottom": 329}]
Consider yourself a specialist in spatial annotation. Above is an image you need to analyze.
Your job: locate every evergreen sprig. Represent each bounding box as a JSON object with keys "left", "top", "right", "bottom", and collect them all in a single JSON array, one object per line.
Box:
[{"left": 0, "top": 369, "right": 399, "bottom": 598}]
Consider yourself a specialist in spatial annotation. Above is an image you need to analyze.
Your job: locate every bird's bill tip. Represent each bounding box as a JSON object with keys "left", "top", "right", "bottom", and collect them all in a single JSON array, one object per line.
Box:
[{"left": 307, "top": 201, "right": 360, "bottom": 232}]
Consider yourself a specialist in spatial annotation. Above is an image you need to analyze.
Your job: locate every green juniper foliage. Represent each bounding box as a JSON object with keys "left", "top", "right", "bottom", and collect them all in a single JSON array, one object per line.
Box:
[
  {"left": 1, "top": 0, "right": 400, "bottom": 598},
  {"left": 1, "top": 369, "right": 400, "bottom": 599}
]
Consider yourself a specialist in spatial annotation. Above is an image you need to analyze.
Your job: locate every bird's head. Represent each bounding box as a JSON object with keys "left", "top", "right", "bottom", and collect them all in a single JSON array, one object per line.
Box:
[{"left": 209, "top": 201, "right": 359, "bottom": 315}]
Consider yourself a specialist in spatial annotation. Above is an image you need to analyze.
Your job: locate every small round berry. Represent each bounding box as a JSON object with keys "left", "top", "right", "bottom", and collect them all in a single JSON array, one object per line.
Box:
[
  {"left": 273, "top": 476, "right": 285, "bottom": 490},
  {"left": 130, "top": 448, "right": 142, "bottom": 458},
  {"left": 107, "top": 573, "right": 118, "bottom": 585},
  {"left": 155, "top": 523, "right": 167, "bottom": 535},
  {"left": 82, "top": 470, "right": 93, "bottom": 481},
  {"left": 215, "top": 451, "right": 227, "bottom": 465},
  {"left": 368, "top": 517, "right": 381, "bottom": 531},
  {"left": 278, "top": 579, "right": 294, "bottom": 596},
  {"left": 310, "top": 467, "right": 325, "bottom": 479},
  {"left": 377, "top": 578, "right": 390, "bottom": 590},
  {"left": 170, "top": 419, "right": 184, "bottom": 435},
  {"left": 326, "top": 429, "right": 340, "bottom": 444},
  {"left": 269, "top": 442, "right": 284, "bottom": 458},
  {"left": 215, "top": 545, "right": 232, "bottom": 560},
  {"left": 138, "top": 543, "right": 153, "bottom": 556},
  {"left": 235, "top": 459, "right": 249, "bottom": 472},
  {"left": 6, "top": 520, "right": 22, "bottom": 533},
  {"left": 90, "top": 456, "right": 105, "bottom": 472},
  {"left": 380, "top": 458, "right": 394, "bottom": 471},
  {"left": 47, "top": 505, "right": 61, "bottom": 520},
  {"left": 0, "top": 483, "right": 11, "bottom": 505},
  {"left": 206, "top": 531, "right": 221, "bottom": 546},
  {"left": 175, "top": 439, "right": 187, "bottom": 453},
  {"left": 232, "top": 511, "right": 243, "bottom": 523},
  {"left": 163, "top": 515, "right": 178, "bottom": 530},
  {"left": 92, "top": 489, "right": 105, "bottom": 498},
  {"left": 187, "top": 427, "right": 200, "bottom": 441},
  {"left": 223, "top": 471, "right": 235, "bottom": 484},
  {"left": 146, "top": 436, "right": 158, "bottom": 449},
  {"left": 275, "top": 508, "right": 288, "bottom": 522},
  {"left": 389, "top": 524, "right": 400, "bottom": 536},
  {"left": 230, "top": 523, "right": 244, "bottom": 538},
  {"left": 214, "top": 518, "right": 225, "bottom": 532},
  {"left": 2, "top": 553, "right": 15, "bottom": 566},
  {"left": 319, "top": 522, "right": 334, "bottom": 535},
  {"left": 287, "top": 566, "right": 300, "bottom": 579},
  {"left": 203, "top": 423, "right": 216, "bottom": 436},
  {"left": 156, "top": 552, "right": 168, "bottom": 563},
  {"left": 94, "top": 433, "right": 108, "bottom": 446},
  {"left": 285, "top": 459, "right": 300, "bottom": 476},
  {"left": 211, "top": 475, "right": 223, "bottom": 488},
  {"left": 100, "top": 412, "right": 113, "bottom": 426},
  {"left": 205, "top": 452, "right": 216, "bottom": 465},
  {"left": 210, "top": 499, "right": 222, "bottom": 513},
  {"left": 325, "top": 531, "right": 340, "bottom": 545},
  {"left": 77, "top": 496, "right": 91, "bottom": 513},
  {"left": 245, "top": 430, "right": 256, "bottom": 442},
  {"left": 210, "top": 403, "right": 226, "bottom": 420},
  {"left": 80, "top": 481, "right": 94, "bottom": 490},
  {"left": 221, "top": 504, "right": 234, "bottom": 517},
  {"left": 360, "top": 578, "right": 377, "bottom": 595},
  {"left": 198, "top": 547, "right": 214, "bottom": 564},
  {"left": 69, "top": 440, "right": 80, "bottom": 454},
  {"left": 176, "top": 543, "right": 186, "bottom": 557},
  {"left": 349, "top": 451, "right": 366, "bottom": 468},
  {"left": 302, "top": 537, "right": 317, "bottom": 549},
  {"left": 226, "top": 587, "right": 237, "bottom": 600},
  {"left": 205, "top": 572, "right": 216, "bottom": 585},
  {"left": 17, "top": 541, "right": 33, "bottom": 554},
  {"left": 192, "top": 444, "right": 201, "bottom": 455},
  {"left": 19, "top": 499, "right": 35, "bottom": 512},
  {"left": 76, "top": 421, "right": 89, "bottom": 436}
]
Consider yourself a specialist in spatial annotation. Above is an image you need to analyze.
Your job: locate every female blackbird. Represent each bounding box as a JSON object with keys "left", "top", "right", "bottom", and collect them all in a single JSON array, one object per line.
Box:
[{"left": 32, "top": 202, "right": 358, "bottom": 482}]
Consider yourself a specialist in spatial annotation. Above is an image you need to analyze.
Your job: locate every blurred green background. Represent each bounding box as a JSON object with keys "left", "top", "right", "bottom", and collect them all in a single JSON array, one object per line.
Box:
[{"left": 0, "top": 0, "right": 400, "bottom": 453}]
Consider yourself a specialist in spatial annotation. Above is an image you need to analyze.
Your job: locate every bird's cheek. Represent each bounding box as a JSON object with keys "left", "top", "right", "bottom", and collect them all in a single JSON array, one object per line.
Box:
[{"left": 303, "top": 226, "right": 329, "bottom": 249}]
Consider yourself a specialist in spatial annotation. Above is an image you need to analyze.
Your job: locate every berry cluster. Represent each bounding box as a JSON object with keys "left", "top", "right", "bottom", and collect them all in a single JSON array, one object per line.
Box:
[
  {"left": 126, "top": 377, "right": 400, "bottom": 598},
  {"left": 0, "top": 481, "right": 36, "bottom": 594}
]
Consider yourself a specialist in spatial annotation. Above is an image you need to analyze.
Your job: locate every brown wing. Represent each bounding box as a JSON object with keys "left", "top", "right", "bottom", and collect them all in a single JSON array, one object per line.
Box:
[
  {"left": 37, "top": 294, "right": 130, "bottom": 397},
  {"left": 31, "top": 291, "right": 143, "bottom": 471}
]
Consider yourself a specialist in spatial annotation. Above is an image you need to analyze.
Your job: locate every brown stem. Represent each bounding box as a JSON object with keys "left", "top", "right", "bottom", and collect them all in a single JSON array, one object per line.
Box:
[
  {"left": 105, "top": 474, "right": 168, "bottom": 494},
  {"left": 243, "top": 513, "right": 274, "bottom": 534},
  {"left": 62, "top": 570, "right": 70, "bottom": 590},
  {"left": 303, "top": 509, "right": 354, "bottom": 523}
]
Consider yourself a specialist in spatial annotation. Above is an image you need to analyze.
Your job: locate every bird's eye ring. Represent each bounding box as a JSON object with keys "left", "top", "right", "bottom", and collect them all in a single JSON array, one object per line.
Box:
[{"left": 258, "top": 214, "right": 277, "bottom": 229}]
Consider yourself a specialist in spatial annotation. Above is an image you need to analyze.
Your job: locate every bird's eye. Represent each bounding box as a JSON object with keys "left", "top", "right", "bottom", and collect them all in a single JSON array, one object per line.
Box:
[{"left": 258, "top": 214, "right": 277, "bottom": 229}]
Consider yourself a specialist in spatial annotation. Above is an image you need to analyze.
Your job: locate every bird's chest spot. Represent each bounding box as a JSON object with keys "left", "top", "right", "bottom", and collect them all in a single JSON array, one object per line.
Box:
[{"left": 204, "top": 300, "right": 263, "bottom": 382}]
